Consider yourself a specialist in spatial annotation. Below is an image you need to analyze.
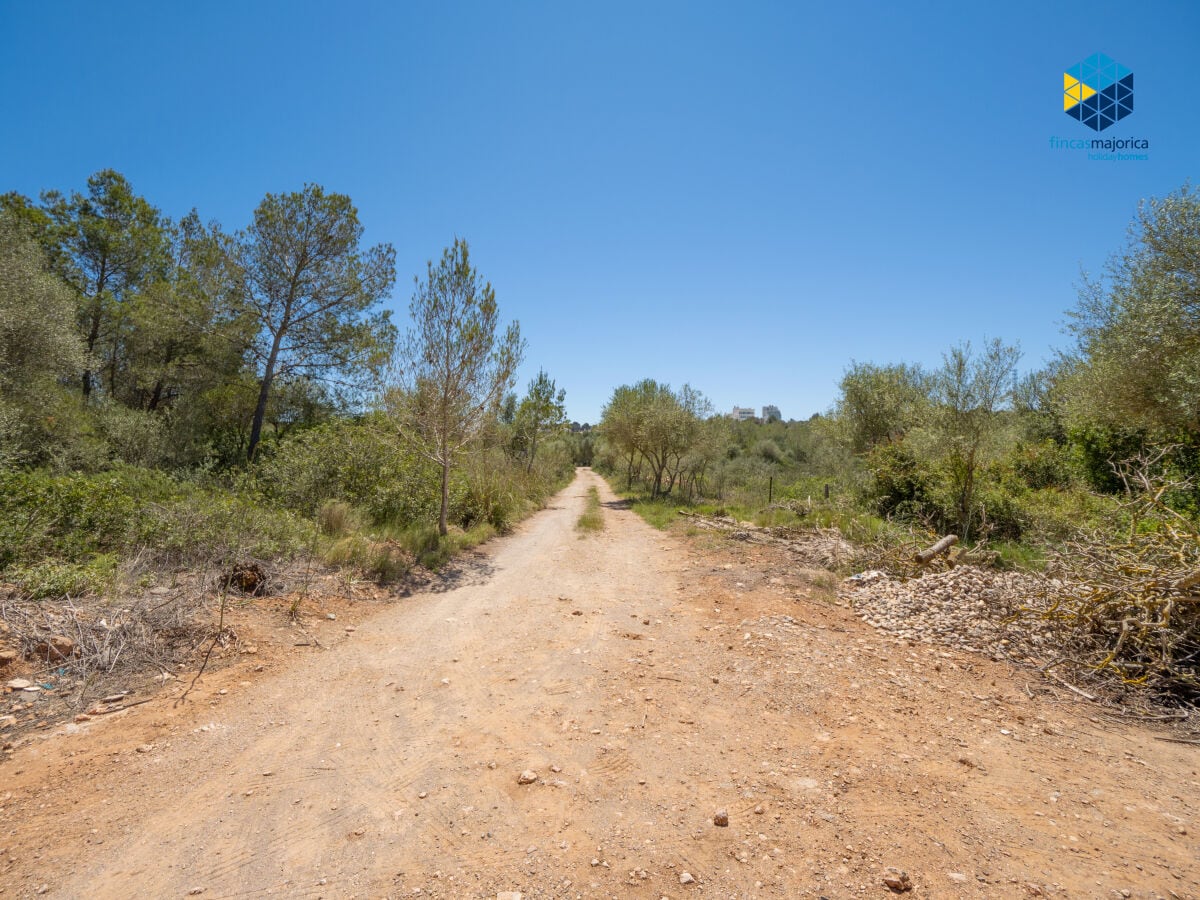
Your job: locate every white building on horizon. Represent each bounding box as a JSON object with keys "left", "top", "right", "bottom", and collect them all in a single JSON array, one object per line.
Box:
[
  {"left": 762, "top": 404, "right": 781, "bottom": 422},
  {"left": 730, "top": 406, "right": 757, "bottom": 421}
]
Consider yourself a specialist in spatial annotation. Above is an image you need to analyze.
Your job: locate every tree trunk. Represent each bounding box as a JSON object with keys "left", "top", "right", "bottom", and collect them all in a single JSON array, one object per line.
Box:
[
  {"left": 82, "top": 301, "right": 102, "bottom": 401},
  {"left": 651, "top": 461, "right": 666, "bottom": 499},
  {"left": 147, "top": 378, "right": 164, "bottom": 412},
  {"left": 247, "top": 335, "right": 282, "bottom": 461},
  {"left": 82, "top": 262, "right": 108, "bottom": 402},
  {"left": 526, "top": 431, "right": 537, "bottom": 474},
  {"left": 438, "top": 456, "right": 451, "bottom": 536}
]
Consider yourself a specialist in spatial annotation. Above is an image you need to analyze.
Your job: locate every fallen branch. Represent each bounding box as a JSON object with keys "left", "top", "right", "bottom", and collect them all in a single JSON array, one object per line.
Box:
[
  {"left": 1046, "top": 671, "right": 1097, "bottom": 701},
  {"left": 914, "top": 535, "right": 958, "bottom": 565}
]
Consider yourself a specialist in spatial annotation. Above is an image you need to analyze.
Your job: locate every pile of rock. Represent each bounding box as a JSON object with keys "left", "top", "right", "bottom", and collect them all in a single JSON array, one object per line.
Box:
[{"left": 839, "top": 566, "right": 1052, "bottom": 659}]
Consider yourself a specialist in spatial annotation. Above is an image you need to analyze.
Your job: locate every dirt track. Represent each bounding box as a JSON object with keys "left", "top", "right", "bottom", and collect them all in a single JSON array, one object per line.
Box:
[{"left": 1, "top": 469, "right": 1197, "bottom": 898}]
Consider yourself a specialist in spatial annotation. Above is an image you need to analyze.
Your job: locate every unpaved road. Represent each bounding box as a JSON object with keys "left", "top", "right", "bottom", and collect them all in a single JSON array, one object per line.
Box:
[{"left": 1, "top": 469, "right": 1197, "bottom": 899}]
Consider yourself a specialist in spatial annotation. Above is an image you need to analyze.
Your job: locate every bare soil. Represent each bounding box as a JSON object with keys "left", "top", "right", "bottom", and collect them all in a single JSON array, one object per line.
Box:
[{"left": 0, "top": 469, "right": 1196, "bottom": 899}]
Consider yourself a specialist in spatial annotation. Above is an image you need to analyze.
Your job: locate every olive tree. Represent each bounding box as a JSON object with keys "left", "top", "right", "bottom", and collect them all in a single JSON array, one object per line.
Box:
[
  {"left": 924, "top": 339, "right": 1021, "bottom": 539},
  {"left": 1065, "top": 183, "right": 1200, "bottom": 436}
]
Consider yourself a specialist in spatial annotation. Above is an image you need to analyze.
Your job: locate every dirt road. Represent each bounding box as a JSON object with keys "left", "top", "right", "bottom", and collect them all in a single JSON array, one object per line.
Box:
[{"left": 1, "top": 469, "right": 1197, "bottom": 898}]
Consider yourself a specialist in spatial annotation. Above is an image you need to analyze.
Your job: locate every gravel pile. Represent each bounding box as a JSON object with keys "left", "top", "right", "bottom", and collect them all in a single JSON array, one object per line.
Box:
[{"left": 839, "top": 566, "right": 1054, "bottom": 660}]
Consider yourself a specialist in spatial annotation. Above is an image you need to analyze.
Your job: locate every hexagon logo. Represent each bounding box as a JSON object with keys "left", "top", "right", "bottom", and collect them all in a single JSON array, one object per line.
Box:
[{"left": 1064, "top": 53, "right": 1133, "bottom": 132}]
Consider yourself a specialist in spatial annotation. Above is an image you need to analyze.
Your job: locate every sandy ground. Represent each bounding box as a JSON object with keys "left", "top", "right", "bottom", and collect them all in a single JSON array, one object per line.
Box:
[{"left": 0, "top": 468, "right": 1197, "bottom": 899}]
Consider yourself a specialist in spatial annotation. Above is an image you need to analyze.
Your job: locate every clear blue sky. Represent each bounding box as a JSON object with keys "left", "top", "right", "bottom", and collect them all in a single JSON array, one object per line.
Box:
[{"left": 2, "top": 1, "right": 1198, "bottom": 423}]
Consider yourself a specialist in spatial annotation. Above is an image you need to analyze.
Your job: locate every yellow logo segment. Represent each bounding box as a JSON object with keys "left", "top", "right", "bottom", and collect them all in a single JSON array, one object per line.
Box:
[{"left": 1063, "top": 74, "right": 1097, "bottom": 110}]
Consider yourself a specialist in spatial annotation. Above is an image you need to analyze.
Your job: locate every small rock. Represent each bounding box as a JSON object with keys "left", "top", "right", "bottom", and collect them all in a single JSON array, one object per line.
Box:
[
  {"left": 326, "top": 613, "right": 337, "bottom": 620},
  {"left": 713, "top": 809, "right": 729, "bottom": 827},
  {"left": 34, "top": 635, "right": 76, "bottom": 661},
  {"left": 0, "top": 649, "right": 18, "bottom": 668},
  {"left": 6, "top": 678, "right": 32, "bottom": 690},
  {"left": 679, "top": 871, "right": 696, "bottom": 884},
  {"left": 496, "top": 892, "right": 523, "bottom": 900},
  {"left": 883, "top": 868, "right": 913, "bottom": 892},
  {"left": 136, "top": 744, "right": 154, "bottom": 753},
  {"left": 753, "top": 804, "right": 764, "bottom": 815},
  {"left": 418, "top": 791, "right": 428, "bottom": 799},
  {"left": 517, "top": 770, "right": 539, "bottom": 785},
  {"left": 947, "top": 872, "right": 968, "bottom": 883},
  {"left": 189, "top": 889, "right": 205, "bottom": 896}
]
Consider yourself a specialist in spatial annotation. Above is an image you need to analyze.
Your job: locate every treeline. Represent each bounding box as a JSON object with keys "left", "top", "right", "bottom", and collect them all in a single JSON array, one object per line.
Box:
[
  {"left": 597, "top": 182, "right": 1200, "bottom": 555},
  {"left": 1, "top": 171, "right": 395, "bottom": 468},
  {"left": 0, "top": 171, "right": 576, "bottom": 593},
  {"left": 836, "top": 182, "right": 1200, "bottom": 543}
]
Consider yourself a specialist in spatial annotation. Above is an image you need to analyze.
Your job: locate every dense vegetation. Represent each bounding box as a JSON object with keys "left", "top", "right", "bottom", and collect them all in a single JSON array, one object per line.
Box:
[
  {"left": 593, "top": 184, "right": 1200, "bottom": 701},
  {"left": 0, "top": 171, "right": 574, "bottom": 598},
  {"left": 597, "top": 183, "right": 1200, "bottom": 554},
  {"left": 3, "top": 170, "right": 1198, "bottom": 701}
]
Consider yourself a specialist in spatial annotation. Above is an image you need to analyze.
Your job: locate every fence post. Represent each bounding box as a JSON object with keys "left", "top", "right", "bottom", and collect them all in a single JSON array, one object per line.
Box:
[
  {"left": 768, "top": 477, "right": 773, "bottom": 504},
  {"left": 824, "top": 483, "right": 830, "bottom": 500}
]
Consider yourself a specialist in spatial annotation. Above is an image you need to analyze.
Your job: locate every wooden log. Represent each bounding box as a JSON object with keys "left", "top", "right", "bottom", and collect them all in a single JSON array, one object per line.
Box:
[{"left": 914, "top": 534, "right": 958, "bottom": 565}]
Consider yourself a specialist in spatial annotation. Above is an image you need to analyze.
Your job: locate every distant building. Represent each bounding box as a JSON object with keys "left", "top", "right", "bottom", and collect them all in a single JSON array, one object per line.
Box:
[
  {"left": 762, "top": 405, "right": 781, "bottom": 423},
  {"left": 730, "top": 406, "right": 757, "bottom": 422}
]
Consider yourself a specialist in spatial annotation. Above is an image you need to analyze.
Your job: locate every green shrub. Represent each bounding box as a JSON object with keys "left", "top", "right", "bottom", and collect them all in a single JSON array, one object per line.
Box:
[
  {"left": 1010, "top": 440, "right": 1075, "bottom": 490},
  {"left": 0, "top": 466, "right": 315, "bottom": 576},
  {"left": 0, "top": 468, "right": 146, "bottom": 566},
  {"left": 255, "top": 417, "right": 438, "bottom": 525},
  {"left": 863, "top": 442, "right": 930, "bottom": 519},
  {"left": 10, "top": 553, "right": 118, "bottom": 599}
]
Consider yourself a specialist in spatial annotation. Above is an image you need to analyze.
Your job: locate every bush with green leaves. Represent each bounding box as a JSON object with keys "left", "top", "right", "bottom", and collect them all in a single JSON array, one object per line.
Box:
[
  {"left": 254, "top": 417, "right": 439, "bottom": 526},
  {"left": 0, "top": 466, "right": 315, "bottom": 597}
]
